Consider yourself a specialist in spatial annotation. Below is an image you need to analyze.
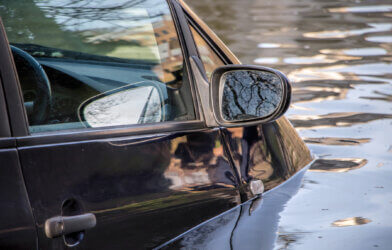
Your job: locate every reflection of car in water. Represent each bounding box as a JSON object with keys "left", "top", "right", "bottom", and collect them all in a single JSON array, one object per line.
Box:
[{"left": 0, "top": 0, "right": 313, "bottom": 249}]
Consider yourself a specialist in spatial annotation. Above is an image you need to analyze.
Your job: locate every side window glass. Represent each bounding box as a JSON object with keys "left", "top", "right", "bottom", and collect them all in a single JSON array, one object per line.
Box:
[
  {"left": 190, "top": 25, "right": 225, "bottom": 79},
  {"left": 1, "top": 0, "right": 195, "bottom": 133}
]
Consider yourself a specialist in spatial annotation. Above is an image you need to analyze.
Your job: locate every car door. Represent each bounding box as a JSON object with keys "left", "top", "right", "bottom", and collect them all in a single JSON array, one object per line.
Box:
[{"left": 0, "top": 0, "right": 241, "bottom": 249}]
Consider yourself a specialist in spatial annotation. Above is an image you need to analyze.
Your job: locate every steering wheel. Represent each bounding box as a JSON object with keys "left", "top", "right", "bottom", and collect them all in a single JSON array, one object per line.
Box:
[{"left": 11, "top": 45, "right": 52, "bottom": 125}]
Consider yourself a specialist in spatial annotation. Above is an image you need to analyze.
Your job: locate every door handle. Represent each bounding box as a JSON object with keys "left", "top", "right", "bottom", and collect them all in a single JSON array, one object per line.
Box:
[
  {"left": 45, "top": 213, "right": 96, "bottom": 238},
  {"left": 250, "top": 179, "right": 264, "bottom": 196}
]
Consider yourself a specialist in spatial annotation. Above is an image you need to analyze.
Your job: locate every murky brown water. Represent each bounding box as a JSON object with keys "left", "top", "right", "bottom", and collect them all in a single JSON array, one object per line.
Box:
[{"left": 187, "top": 0, "right": 392, "bottom": 249}]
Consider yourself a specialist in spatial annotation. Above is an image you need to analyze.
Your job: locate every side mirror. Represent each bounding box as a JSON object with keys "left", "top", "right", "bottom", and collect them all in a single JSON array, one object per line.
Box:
[
  {"left": 210, "top": 65, "right": 291, "bottom": 127},
  {"left": 78, "top": 82, "right": 166, "bottom": 128}
]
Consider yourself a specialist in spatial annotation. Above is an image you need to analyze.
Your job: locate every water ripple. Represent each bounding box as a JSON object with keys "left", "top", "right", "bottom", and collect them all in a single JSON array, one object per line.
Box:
[
  {"left": 329, "top": 5, "right": 392, "bottom": 13},
  {"left": 331, "top": 217, "right": 372, "bottom": 227},
  {"left": 303, "top": 23, "right": 392, "bottom": 39}
]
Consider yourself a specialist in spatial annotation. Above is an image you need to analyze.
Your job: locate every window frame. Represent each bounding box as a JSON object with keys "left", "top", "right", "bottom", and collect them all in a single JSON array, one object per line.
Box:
[
  {"left": 0, "top": 0, "right": 210, "bottom": 146},
  {"left": 0, "top": 74, "right": 11, "bottom": 139},
  {"left": 187, "top": 21, "right": 226, "bottom": 81},
  {"left": 187, "top": 18, "right": 230, "bottom": 70}
]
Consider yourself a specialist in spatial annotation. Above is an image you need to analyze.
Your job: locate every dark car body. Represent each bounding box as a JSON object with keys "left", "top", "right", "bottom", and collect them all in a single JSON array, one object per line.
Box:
[{"left": 0, "top": 0, "right": 312, "bottom": 249}]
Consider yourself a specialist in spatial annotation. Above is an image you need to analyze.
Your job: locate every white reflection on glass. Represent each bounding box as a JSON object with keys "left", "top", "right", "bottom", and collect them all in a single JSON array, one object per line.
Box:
[{"left": 83, "top": 86, "right": 162, "bottom": 127}]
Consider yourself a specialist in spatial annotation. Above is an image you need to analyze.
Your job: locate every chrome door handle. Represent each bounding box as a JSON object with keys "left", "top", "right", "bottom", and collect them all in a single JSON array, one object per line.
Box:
[{"left": 45, "top": 213, "right": 96, "bottom": 238}]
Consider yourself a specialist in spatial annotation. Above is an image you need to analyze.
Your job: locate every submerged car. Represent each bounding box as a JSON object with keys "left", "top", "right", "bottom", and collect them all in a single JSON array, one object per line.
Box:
[{"left": 0, "top": 0, "right": 312, "bottom": 249}]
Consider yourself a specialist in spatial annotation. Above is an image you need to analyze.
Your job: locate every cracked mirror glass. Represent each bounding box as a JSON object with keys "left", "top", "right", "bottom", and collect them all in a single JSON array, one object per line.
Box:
[{"left": 221, "top": 70, "right": 283, "bottom": 121}]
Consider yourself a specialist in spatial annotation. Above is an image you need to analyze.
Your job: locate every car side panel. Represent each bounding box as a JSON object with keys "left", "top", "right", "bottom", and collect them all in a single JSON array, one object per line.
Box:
[
  {"left": 222, "top": 118, "right": 313, "bottom": 199},
  {"left": 159, "top": 204, "right": 241, "bottom": 249},
  {"left": 17, "top": 129, "right": 240, "bottom": 249},
  {"left": 0, "top": 148, "right": 37, "bottom": 249}
]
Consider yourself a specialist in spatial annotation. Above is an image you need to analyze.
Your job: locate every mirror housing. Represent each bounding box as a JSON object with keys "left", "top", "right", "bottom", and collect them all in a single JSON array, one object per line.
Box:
[{"left": 210, "top": 65, "right": 291, "bottom": 127}]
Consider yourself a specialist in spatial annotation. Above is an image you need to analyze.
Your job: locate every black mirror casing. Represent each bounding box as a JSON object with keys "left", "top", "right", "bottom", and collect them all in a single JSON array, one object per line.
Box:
[{"left": 210, "top": 65, "right": 291, "bottom": 127}]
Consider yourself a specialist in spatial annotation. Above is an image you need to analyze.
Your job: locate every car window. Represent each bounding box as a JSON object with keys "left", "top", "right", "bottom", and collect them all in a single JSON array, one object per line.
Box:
[
  {"left": 189, "top": 25, "right": 225, "bottom": 79},
  {"left": 1, "top": 0, "right": 195, "bottom": 133}
]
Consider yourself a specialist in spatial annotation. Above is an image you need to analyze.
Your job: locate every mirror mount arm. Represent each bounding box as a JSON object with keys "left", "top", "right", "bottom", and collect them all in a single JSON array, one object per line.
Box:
[{"left": 189, "top": 56, "right": 218, "bottom": 127}]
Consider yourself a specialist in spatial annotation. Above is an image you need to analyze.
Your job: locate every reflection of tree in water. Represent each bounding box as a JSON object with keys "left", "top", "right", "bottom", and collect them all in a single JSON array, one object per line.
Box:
[
  {"left": 276, "top": 230, "right": 307, "bottom": 250},
  {"left": 222, "top": 70, "right": 282, "bottom": 121}
]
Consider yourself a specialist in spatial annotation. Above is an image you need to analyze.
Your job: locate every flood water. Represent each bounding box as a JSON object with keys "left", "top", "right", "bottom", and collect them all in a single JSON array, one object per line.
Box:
[{"left": 187, "top": 0, "right": 392, "bottom": 249}]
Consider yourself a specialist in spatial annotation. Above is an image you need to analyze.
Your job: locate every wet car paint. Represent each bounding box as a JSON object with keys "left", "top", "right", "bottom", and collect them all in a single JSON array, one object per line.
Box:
[
  {"left": 186, "top": 0, "right": 392, "bottom": 249},
  {"left": 17, "top": 130, "right": 242, "bottom": 249},
  {"left": 156, "top": 118, "right": 313, "bottom": 249},
  {"left": 0, "top": 148, "right": 37, "bottom": 249},
  {"left": 222, "top": 119, "right": 312, "bottom": 198},
  {"left": 160, "top": 158, "right": 313, "bottom": 249}
]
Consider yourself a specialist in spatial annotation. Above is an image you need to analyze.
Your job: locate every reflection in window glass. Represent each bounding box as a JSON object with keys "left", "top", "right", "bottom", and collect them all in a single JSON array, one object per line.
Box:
[
  {"left": 190, "top": 26, "right": 224, "bottom": 79},
  {"left": 1, "top": 0, "right": 195, "bottom": 133},
  {"left": 81, "top": 84, "right": 163, "bottom": 128}
]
